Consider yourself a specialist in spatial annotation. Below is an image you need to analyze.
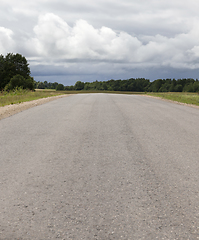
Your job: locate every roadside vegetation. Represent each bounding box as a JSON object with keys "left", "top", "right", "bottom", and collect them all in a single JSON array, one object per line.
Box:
[
  {"left": 1, "top": 52, "right": 199, "bottom": 107},
  {"left": 2, "top": 89, "right": 199, "bottom": 108},
  {"left": 147, "top": 92, "right": 199, "bottom": 106},
  {"left": 0, "top": 53, "right": 34, "bottom": 91},
  {"left": 0, "top": 88, "right": 68, "bottom": 107},
  {"left": 37, "top": 78, "right": 199, "bottom": 93},
  {"left": 0, "top": 53, "right": 69, "bottom": 106}
]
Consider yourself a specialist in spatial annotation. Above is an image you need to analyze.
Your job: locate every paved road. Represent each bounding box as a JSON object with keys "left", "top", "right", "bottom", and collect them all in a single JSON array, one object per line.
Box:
[{"left": 1, "top": 94, "right": 199, "bottom": 239}]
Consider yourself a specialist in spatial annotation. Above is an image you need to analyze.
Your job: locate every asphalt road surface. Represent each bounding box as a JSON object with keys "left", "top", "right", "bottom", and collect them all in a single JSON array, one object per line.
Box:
[{"left": 1, "top": 94, "right": 199, "bottom": 240}]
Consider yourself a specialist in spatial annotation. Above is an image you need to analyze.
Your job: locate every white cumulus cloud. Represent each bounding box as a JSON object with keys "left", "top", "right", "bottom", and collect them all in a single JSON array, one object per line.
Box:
[
  {"left": 28, "top": 13, "right": 142, "bottom": 61},
  {"left": 2, "top": 0, "right": 199, "bottom": 83},
  {"left": 26, "top": 12, "right": 199, "bottom": 70},
  {"left": 0, "top": 27, "right": 15, "bottom": 54}
]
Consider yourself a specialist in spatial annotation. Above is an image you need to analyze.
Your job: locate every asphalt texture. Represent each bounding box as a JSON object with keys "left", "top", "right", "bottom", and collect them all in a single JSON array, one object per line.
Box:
[{"left": 1, "top": 93, "right": 199, "bottom": 240}]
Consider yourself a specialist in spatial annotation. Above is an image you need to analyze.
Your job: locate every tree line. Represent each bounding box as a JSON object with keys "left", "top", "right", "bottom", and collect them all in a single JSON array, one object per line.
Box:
[
  {"left": 1, "top": 53, "right": 199, "bottom": 93},
  {"left": 0, "top": 53, "right": 34, "bottom": 91},
  {"left": 63, "top": 78, "right": 199, "bottom": 92}
]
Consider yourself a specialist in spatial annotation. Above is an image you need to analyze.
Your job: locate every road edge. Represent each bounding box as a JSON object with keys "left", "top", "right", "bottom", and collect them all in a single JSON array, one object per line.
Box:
[
  {"left": 142, "top": 94, "right": 199, "bottom": 109},
  {"left": 0, "top": 94, "right": 72, "bottom": 120}
]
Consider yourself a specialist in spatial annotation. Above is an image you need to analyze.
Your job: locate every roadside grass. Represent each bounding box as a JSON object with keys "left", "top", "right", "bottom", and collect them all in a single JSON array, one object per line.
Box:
[
  {"left": 0, "top": 89, "right": 69, "bottom": 107},
  {"left": 147, "top": 92, "right": 199, "bottom": 106},
  {"left": 2, "top": 88, "right": 199, "bottom": 107}
]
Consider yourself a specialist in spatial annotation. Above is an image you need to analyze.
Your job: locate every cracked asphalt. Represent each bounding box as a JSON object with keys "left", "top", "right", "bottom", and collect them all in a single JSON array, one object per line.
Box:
[{"left": 0, "top": 93, "right": 199, "bottom": 239}]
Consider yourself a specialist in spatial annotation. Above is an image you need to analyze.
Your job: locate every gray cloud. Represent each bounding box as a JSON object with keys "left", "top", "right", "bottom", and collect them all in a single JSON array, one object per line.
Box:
[{"left": 1, "top": 0, "right": 199, "bottom": 84}]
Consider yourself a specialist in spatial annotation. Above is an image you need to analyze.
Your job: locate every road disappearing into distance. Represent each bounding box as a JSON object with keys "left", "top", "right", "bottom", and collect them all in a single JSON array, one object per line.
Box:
[{"left": 1, "top": 93, "right": 199, "bottom": 239}]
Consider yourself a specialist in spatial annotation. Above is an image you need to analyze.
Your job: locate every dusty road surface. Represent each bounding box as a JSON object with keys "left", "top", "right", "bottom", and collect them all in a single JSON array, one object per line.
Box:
[
  {"left": 1, "top": 93, "right": 199, "bottom": 239},
  {"left": 0, "top": 94, "right": 70, "bottom": 120}
]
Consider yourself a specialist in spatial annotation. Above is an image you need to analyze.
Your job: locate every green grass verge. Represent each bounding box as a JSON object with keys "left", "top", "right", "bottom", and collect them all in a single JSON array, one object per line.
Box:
[
  {"left": 147, "top": 92, "right": 199, "bottom": 106},
  {"left": 0, "top": 89, "right": 70, "bottom": 107},
  {"left": 2, "top": 89, "right": 198, "bottom": 108}
]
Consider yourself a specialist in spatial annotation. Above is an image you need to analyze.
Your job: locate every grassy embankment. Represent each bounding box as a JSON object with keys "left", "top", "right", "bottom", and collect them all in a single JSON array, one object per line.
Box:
[
  {"left": 0, "top": 89, "right": 69, "bottom": 107},
  {"left": 147, "top": 92, "right": 199, "bottom": 106}
]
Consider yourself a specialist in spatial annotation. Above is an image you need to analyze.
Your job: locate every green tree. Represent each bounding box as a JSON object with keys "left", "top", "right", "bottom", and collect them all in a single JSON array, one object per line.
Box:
[
  {"left": 0, "top": 55, "right": 5, "bottom": 90},
  {"left": 192, "top": 81, "right": 199, "bottom": 92},
  {"left": 0, "top": 53, "right": 32, "bottom": 90},
  {"left": 5, "top": 53, "right": 30, "bottom": 78},
  {"left": 174, "top": 84, "right": 183, "bottom": 92},
  {"left": 65, "top": 85, "right": 74, "bottom": 90},
  {"left": 150, "top": 79, "right": 163, "bottom": 92},
  {"left": 56, "top": 84, "right": 65, "bottom": 90},
  {"left": 84, "top": 83, "right": 91, "bottom": 90},
  {"left": 74, "top": 81, "right": 84, "bottom": 90},
  {"left": 102, "top": 82, "right": 108, "bottom": 90},
  {"left": 51, "top": 82, "right": 59, "bottom": 89},
  {"left": 5, "top": 74, "right": 34, "bottom": 90},
  {"left": 37, "top": 82, "right": 45, "bottom": 89},
  {"left": 23, "top": 77, "right": 35, "bottom": 90},
  {"left": 183, "top": 83, "right": 194, "bottom": 92}
]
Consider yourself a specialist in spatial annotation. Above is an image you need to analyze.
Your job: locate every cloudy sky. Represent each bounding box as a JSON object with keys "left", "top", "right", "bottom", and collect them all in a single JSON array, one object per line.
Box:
[{"left": 1, "top": 0, "right": 199, "bottom": 85}]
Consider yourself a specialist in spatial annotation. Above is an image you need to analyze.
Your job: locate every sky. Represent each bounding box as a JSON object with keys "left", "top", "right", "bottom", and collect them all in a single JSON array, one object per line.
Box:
[{"left": 1, "top": 0, "right": 199, "bottom": 85}]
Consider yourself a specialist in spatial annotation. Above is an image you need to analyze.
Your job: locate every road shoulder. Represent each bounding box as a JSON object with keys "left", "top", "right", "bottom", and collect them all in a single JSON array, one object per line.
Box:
[
  {"left": 0, "top": 94, "right": 71, "bottom": 120},
  {"left": 143, "top": 94, "right": 199, "bottom": 109}
]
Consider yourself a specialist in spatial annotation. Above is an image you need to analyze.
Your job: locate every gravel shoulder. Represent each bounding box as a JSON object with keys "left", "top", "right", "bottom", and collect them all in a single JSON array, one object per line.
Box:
[{"left": 0, "top": 94, "right": 71, "bottom": 120}]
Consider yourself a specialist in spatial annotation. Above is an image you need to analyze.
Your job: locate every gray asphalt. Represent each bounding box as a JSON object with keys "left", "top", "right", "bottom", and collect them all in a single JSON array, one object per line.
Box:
[{"left": 1, "top": 93, "right": 199, "bottom": 240}]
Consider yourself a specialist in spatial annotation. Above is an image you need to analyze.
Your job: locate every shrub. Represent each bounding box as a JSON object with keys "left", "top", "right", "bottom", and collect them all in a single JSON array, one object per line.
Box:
[
  {"left": 5, "top": 74, "right": 35, "bottom": 91},
  {"left": 56, "top": 84, "right": 65, "bottom": 90}
]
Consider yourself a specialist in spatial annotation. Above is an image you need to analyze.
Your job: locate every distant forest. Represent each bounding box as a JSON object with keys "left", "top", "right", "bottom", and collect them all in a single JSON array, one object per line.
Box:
[
  {"left": 1, "top": 53, "right": 199, "bottom": 93},
  {"left": 36, "top": 78, "right": 199, "bottom": 92}
]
